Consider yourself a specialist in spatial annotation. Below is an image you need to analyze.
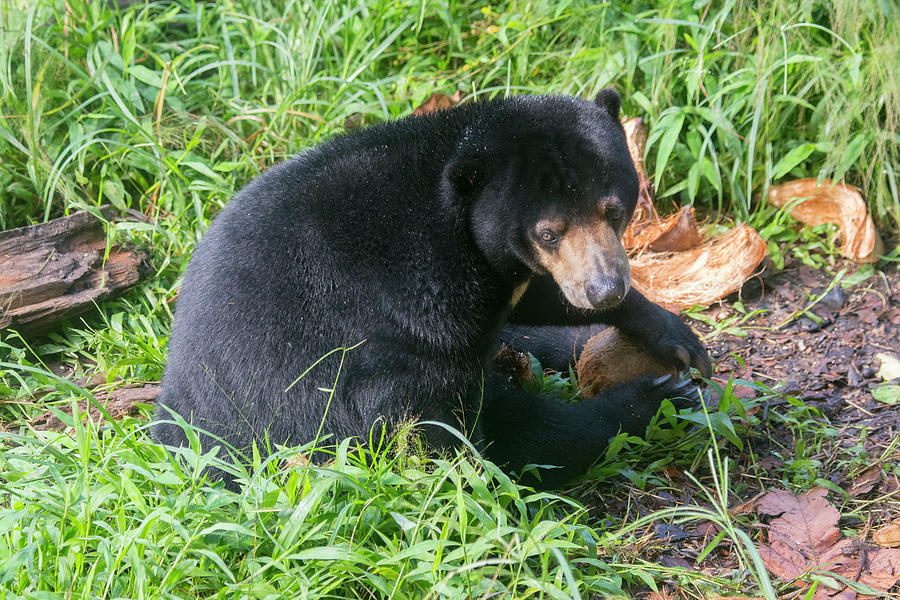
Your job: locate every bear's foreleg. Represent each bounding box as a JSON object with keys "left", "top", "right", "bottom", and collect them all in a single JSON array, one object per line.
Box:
[
  {"left": 592, "top": 289, "right": 711, "bottom": 377},
  {"left": 509, "top": 276, "right": 710, "bottom": 377},
  {"left": 496, "top": 324, "right": 605, "bottom": 372}
]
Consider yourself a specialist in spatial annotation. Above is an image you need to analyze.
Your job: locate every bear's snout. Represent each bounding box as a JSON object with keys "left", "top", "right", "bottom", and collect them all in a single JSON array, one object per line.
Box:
[
  {"left": 534, "top": 222, "right": 631, "bottom": 311},
  {"left": 584, "top": 276, "right": 627, "bottom": 310}
]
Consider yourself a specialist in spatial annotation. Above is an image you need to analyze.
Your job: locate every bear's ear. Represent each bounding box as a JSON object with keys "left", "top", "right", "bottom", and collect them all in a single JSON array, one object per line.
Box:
[
  {"left": 594, "top": 88, "right": 621, "bottom": 119},
  {"left": 445, "top": 157, "right": 489, "bottom": 196}
]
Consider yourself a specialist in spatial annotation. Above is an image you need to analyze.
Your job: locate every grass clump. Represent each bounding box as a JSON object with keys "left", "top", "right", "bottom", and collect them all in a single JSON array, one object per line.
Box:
[{"left": 1, "top": 411, "right": 636, "bottom": 598}]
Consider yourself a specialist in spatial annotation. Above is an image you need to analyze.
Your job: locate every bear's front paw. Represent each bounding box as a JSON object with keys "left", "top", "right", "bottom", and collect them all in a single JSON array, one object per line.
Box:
[
  {"left": 644, "top": 373, "right": 702, "bottom": 409},
  {"left": 649, "top": 314, "right": 711, "bottom": 378},
  {"left": 593, "top": 373, "right": 700, "bottom": 437}
]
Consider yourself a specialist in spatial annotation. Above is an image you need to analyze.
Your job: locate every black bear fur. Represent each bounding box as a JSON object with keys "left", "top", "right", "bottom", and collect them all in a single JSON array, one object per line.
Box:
[{"left": 154, "top": 90, "right": 710, "bottom": 488}]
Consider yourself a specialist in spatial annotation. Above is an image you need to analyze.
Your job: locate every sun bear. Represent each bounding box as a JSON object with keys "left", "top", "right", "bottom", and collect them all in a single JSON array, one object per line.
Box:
[{"left": 153, "top": 89, "right": 711, "bottom": 489}]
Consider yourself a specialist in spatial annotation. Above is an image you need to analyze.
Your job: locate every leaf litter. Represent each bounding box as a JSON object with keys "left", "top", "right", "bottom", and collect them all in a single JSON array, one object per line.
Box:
[{"left": 757, "top": 487, "right": 900, "bottom": 599}]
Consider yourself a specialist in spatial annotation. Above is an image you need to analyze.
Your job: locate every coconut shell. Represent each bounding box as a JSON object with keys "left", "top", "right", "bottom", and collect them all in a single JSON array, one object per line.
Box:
[
  {"left": 621, "top": 117, "right": 657, "bottom": 223},
  {"left": 576, "top": 328, "right": 676, "bottom": 395},
  {"left": 624, "top": 206, "right": 703, "bottom": 253},
  {"left": 768, "top": 178, "right": 883, "bottom": 262},
  {"left": 629, "top": 224, "right": 767, "bottom": 308},
  {"left": 648, "top": 206, "right": 703, "bottom": 252}
]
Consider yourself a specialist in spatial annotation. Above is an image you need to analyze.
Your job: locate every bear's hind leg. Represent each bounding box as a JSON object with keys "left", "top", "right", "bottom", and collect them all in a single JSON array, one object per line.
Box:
[{"left": 481, "top": 373, "right": 696, "bottom": 488}]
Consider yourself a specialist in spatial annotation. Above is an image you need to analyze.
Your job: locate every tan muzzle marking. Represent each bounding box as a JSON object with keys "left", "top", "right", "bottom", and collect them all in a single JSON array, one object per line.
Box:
[{"left": 534, "top": 223, "right": 630, "bottom": 310}]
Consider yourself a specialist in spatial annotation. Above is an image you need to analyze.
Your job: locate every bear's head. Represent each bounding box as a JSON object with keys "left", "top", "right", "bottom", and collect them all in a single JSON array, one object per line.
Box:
[{"left": 447, "top": 89, "right": 639, "bottom": 311}]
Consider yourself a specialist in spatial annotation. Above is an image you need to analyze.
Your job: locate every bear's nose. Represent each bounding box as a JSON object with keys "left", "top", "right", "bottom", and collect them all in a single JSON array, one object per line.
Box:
[{"left": 585, "top": 277, "right": 626, "bottom": 310}]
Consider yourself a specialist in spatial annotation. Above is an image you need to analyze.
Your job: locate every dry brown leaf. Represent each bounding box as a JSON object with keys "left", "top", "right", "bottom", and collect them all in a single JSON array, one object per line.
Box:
[
  {"left": 622, "top": 117, "right": 657, "bottom": 223},
  {"left": 880, "top": 474, "right": 900, "bottom": 496},
  {"left": 629, "top": 224, "right": 767, "bottom": 308},
  {"left": 845, "top": 465, "right": 882, "bottom": 498},
  {"left": 413, "top": 90, "right": 463, "bottom": 115},
  {"left": 768, "top": 178, "right": 883, "bottom": 262},
  {"left": 874, "top": 522, "right": 900, "bottom": 548},
  {"left": 575, "top": 328, "right": 675, "bottom": 394},
  {"left": 757, "top": 487, "right": 900, "bottom": 599},
  {"left": 757, "top": 488, "right": 846, "bottom": 589}
]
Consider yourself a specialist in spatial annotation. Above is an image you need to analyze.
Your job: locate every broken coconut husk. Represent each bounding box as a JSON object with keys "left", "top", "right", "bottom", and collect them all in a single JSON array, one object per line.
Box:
[
  {"left": 629, "top": 224, "right": 767, "bottom": 308},
  {"left": 492, "top": 344, "right": 534, "bottom": 386},
  {"left": 576, "top": 328, "right": 675, "bottom": 395},
  {"left": 413, "top": 90, "right": 463, "bottom": 116},
  {"left": 768, "top": 178, "right": 883, "bottom": 263},
  {"left": 624, "top": 206, "right": 703, "bottom": 253},
  {"left": 621, "top": 117, "right": 657, "bottom": 223},
  {"left": 618, "top": 113, "right": 767, "bottom": 308}
]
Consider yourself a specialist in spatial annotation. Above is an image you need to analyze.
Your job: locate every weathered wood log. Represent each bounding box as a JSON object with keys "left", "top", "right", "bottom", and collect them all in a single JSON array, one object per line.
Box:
[
  {"left": 30, "top": 383, "right": 161, "bottom": 432},
  {"left": 0, "top": 209, "right": 147, "bottom": 335}
]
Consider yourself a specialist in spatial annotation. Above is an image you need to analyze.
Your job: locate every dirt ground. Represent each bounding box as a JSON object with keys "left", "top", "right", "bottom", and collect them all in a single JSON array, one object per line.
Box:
[
  {"left": 580, "top": 253, "right": 900, "bottom": 590},
  {"left": 709, "top": 254, "right": 899, "bottom": 473}
]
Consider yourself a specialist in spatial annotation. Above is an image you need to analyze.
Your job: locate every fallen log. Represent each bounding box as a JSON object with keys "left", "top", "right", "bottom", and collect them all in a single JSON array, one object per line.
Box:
[
  {"left": 30, "top": 383, "right": 161, "bottom": 432},
  {"left": 0, "top": 209, "right": 147, "bottom": 336}
]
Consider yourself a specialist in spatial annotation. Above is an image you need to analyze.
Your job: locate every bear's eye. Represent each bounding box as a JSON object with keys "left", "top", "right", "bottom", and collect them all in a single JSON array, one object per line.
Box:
[
  {"left": 608, "top": 206, "right": 625, "bottom": 224},
  {"left": 539, "top": 229, "right": 559, "bottom": 244}
]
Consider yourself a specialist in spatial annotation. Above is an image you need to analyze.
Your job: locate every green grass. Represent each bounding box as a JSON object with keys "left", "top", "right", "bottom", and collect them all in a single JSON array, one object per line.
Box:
[
  {"left": 2, "top": 0, "right": 899, "bottom": 597},
  {"left": 1, "top": 413, "right": 619, "bottom": 598},
  {"left": 1, "top": 0, "right": 898, "bottom": 233},
  {"left": 1, "top": 371, "right": 794, "bottom": 598},
  {"left": 0, "top": 341, "right": 808, "bottom": 598}
]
